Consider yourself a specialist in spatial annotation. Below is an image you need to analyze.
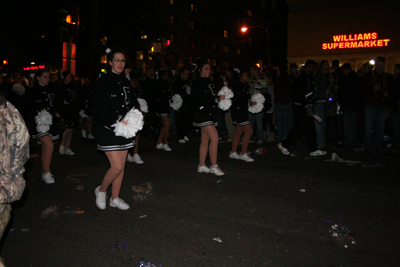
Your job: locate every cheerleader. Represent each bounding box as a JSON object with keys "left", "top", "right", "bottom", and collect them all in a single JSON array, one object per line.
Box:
[
  {"left": 192, "top": 60, "right": 225, "bottom": 176},
  {"left": 26, "top": 69, "right": 59, "bottom": 184},
  {"left": 155, "top": 69, "right": 172, "bottom": 151},
  {"left": 93, "top": 49, "right": 141, "bottom": 210},
  {"left": 56, "top": 71, "right": 79, "bottom": 155},
  {"left": 229, "top": 70, "right": 254, "bottom": 162}
]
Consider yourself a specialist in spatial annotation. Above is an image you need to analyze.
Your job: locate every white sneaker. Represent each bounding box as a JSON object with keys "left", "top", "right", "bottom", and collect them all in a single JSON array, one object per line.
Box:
[
  {"left": 87, "top": 134, "right": 95, "bottom": 139},
  {"left": 95, "top": 186, "right": 107, "bottom": 210},
  {"left": 310, "top": 150, "right": 327, "bottom": 156},
  {"left": 109, "top": 197, "right": 130, "bottom": 210},
  {"left": 197, "top": 165, "right": 210, "bottom": 173},
  {"left": 127, "top": 154, "right": 134, "bottom": 162},
  {"left": 42, "top": 172, "right": 55, "bottom": 184},
  {"left": 210, "top": 165, "right": 225, "bottom": 176},
  {"left": 178, "top": 139, "right": 186, "bottom": 143},
  {"left": 59, "top": 145, "right": 65, "bottom": 155},
  {"left": 64, "top": 148, "right": 75, "bottom": 155},
  {"left": 156, "top": 143, "right": 163, "bottom": 149},
  {"left": 81, "top": 130, "right": 87, "bottom": 138},
  {"left": 240, "top": 153, "right": 254, "bottom": 162},
  {"left": 229, "top": 151, "right": 240, "bottom": 159},
  {"left": 278, "top": 143, "right": 290, "bottom": 155},
  {"left": 132, "top": 154, "right": 144, "bottom": 164},
  {"left": 257, "top": 140, "right": 264, "bottom": 145},
  {"left": 163, "top": 144, "right": 172, "bottom": 151},
  {"left": 184, "top": 136, "right": 189, "bottom": 141}
]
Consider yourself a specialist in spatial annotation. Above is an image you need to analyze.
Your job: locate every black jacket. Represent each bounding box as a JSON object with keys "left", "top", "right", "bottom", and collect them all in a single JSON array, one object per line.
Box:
[
  {"left": 292, "top": 71, "right": 316, "bottom": 108},
  {"left": 171, "top": 78, "right": 191, "bottom": 111},
  {"left": 231, "top": 80, "right": 251, "bottom": 113},
  {"left": 191, "top": 77, "right": 218, "bottom": 116},
  {"left": 93, "top": 72, "right": 139, "bottom": 128}
]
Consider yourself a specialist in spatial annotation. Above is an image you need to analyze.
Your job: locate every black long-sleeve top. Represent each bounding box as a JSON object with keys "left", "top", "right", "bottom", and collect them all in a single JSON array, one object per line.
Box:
[
  {"left": 25, "top": 84, "right": 56, "bottom": 122},
  {"left": 140, "top": 76, "right": 159, "bottom": 113},
  {"left": 292, "top": 71, "right": 316, "bottom": 107},
  {"left": 55, "top": 82, "right": 79, "bottom": 117},
  {"left": 231, "top": 80, "right": 251, "bottom": 113},
  {"left": 172, "top": 78, "right": 191, "bottom": 111},
  {"left": 191, "top": 77, "right": 218, "bottom": 116},
  {"left": 93, "top": 72, "right": 139, "bottom": 128}
]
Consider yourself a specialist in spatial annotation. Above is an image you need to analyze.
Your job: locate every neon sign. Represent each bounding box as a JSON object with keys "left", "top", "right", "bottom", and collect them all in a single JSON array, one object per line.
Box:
[
  {"left": 23, "top": 65, "right": 45, "bottom": 71},
  {"left": 322, "top": 32, "right": 390, "bottom": 50}
]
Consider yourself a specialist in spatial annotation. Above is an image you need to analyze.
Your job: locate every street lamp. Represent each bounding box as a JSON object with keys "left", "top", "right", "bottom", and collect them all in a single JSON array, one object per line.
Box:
[{"left": 241, "top": 25, "right": 270, "bottom": 65}]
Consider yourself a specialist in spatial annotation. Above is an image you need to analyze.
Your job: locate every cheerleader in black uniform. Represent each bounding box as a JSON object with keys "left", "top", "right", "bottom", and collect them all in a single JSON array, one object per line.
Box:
[
  {"left": 192, "top": 60, "right": 225, "bottom": 176},
  {"left": 56, "top": 71, "right": 79, "bottom": 155},
  {"left": 26, "top": 69, "right": 60, "bottom": 184},
  {"left": 93, "top": 49, "right": 140, "bottom": 210},
  {"left": 229, "top": 70, "right": 254, "bottom": 162},
  {"left": 155, "top": 69, "right": 172, "bottom": 151}
]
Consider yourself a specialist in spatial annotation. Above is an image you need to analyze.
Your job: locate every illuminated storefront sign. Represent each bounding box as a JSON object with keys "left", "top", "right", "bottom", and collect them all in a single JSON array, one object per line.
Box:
[
  {"left": 23, "top": 65, "right": 45, "bottom": 71},
  {"left": 322, "top": 32, "right": 390, "bottom": 50}
]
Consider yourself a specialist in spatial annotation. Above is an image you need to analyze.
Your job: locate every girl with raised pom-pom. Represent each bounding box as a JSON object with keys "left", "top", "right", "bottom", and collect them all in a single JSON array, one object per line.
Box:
[{"left": 93, "top": 49, "right": 143, "bottom": 211}]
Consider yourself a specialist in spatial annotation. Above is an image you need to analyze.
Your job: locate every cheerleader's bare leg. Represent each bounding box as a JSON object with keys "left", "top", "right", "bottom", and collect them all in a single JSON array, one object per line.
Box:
[
  {"left": 40, "top": 135, "right": 53, "bottom": 174},
  {"left": 134, "top": 134, "right": 140, "bottom": 155},
  {"left": 100, "top": 150, "right": 128, "bottom": 199},
  {"left": 162, "top": 116, "right": 170, "bottom": 144},
  {"left": 231, "top": 125, "right": 244, "bottom": 153},
  {"left": 65, "top": 129, "right": 73, "bottom": 149},
  {"left": 201, "top": 125, "right": 219, "bottom": 166},
  {"left": 241, "top": 124, "right": 253, "bottom": 155}
]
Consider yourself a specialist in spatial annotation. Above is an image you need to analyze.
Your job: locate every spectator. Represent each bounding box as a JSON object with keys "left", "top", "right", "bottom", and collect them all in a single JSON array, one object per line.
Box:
[
  {"left": 360, "top": 56, "right": 394, "bottom": 152},
  {"left": 314, "top": 60, "right": 330, "bottom": 148},
  {"left": 337, "top": 63, "right": 360, "bottom": 148},
  {"left": 248, "top": 64, "right": 268, "bottom": 144},
  {"left": 278, "top": 59, "right": 327, "bottom": 156}
]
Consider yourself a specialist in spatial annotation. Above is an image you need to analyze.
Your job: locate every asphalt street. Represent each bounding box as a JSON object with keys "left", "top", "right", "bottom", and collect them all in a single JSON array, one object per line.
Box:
[{"left": 1, "top": 129, "right": 399, "bottom": 267}]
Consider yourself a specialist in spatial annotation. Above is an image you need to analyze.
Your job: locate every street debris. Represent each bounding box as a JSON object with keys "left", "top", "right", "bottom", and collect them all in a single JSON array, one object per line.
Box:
[
  {"left": 111, "top": 241, "right": 128, "bottom": 249},
  {"left": 252, "top": 148, "right": 266, "bottom": 158},
  {"left": 139, "top": 215, "right": 147, "bottom": 219},
  {"left": 325, "top": 219, "right": 355, "bottom": 248},
  {"left": 138, "top": 262, "right": 162, "bottom": 267},
  {"left": 299, "top": 189, "right": 306, "bottom": 192},
  {"left": 217, "top": 180, "right": 222, "bottom": 183},
  {"left": 325, "top": 153, "right": 361, "bottom": 165},
  {"left": 213, "top": 237, "right": 223, "bottom": 243},
  {"left": 41, "top": 205, "right": 60, "bottom": 218},
  {"left": 21, "top": 228, "right": 29, "bottom": 232},
  {"left": 76, "top": 185, "right": 84, "bottom": 190},
  {"left": 362, "top": 163, "right": 385, "bottom": 168},
  {"left": 132, "top": 182, "right": 154, "bottom": 202}
]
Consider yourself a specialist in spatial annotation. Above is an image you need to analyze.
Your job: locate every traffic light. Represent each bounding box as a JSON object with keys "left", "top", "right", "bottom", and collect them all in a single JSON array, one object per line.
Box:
[
  {"left": 148, "top": 46, "right": 154, "bottom": 60},
  {"left": 59, "top": 5, "right": 79, "bottom": 40}
]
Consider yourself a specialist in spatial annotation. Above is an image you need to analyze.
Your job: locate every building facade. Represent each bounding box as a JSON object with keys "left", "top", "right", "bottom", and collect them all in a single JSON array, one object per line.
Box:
[{"left": 287, "top": 0, "right": 400, "bottom": 72}]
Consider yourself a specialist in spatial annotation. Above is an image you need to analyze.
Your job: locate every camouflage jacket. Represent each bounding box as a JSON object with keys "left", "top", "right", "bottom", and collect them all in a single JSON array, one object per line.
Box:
[{"left": 0, "top": 96, "right": 28, "bottom": 204}]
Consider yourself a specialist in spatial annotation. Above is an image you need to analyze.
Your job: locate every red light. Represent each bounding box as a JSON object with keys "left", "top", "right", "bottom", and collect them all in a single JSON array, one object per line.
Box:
[
  {"left": 163, "top": 40, "right": 170, "bottom": 46},
  {"left": 2, "top": 60, "right": 8, "bottom": 65}
]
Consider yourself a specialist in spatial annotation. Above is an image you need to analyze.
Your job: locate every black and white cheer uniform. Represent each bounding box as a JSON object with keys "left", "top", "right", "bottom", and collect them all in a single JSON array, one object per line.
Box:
[
  {"left": 230, "top": 80, "right": 251, "bottom": 126},
  {"left": 93, "top": 72, "right": 140, "bottom": 151},
  {"left": 191, "top": 77, "right": 218, "bottom": 127},
  {"left": 26, "top": 84, "right": 60, "bottom": 140}
]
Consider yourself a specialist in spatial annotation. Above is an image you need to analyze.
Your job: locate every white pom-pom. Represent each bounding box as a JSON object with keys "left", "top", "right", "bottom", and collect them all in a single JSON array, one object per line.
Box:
[
  {"left": 79, "top": 109, "right": 88, "bottom": 118},
  {"left": 105, "top": 48, "right": 112, "bottom": 54},
  {"left": 170, "top": 94, "right": 183, "bottom": 110},
  {"left": 112, "top": 109, "right": 144, "bottom": 139},
  {"left": 218, "top": 86, "right": 234, "bottom": 110},
  {"left": 248, "top": 93, "right": 265, "bottom": 114},
  {"left": 219, "top": 99, "right": 232, "bottom": 111},
  {"left": 35, "top": 109, "right": 53, "bottom": 133},
  {"left": 218, "top": 86, "right": 234, "bottom": 99},
  {"left": 137, "top": 98, "right": 148, "bottom": 113}
]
